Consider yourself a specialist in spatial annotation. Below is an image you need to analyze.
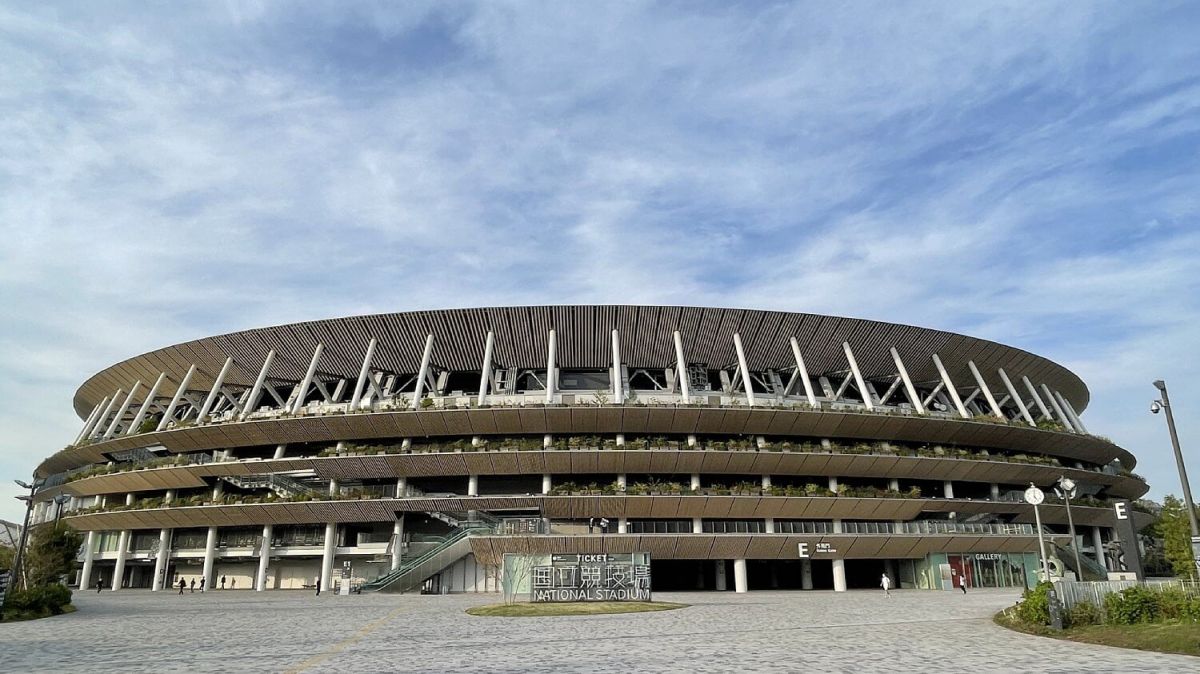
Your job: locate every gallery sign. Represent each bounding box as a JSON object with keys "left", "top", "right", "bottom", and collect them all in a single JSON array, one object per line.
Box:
[{"left": 531, "top": 552, "right": 651, "bottom": 602}]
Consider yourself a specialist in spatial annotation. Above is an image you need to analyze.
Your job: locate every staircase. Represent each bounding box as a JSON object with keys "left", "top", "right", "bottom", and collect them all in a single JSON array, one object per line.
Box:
[
  {"left": 1052, "top": 541, "right": 1109, "bottom": 581},
  {"left": 360, "top": 513, "right": 498, "bottom": 594},
  {"left": 220, "top": 474, "right": 323, "bottom": 498}
]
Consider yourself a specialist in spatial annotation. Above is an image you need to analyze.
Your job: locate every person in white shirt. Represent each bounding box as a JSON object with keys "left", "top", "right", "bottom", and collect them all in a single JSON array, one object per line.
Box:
[{"left": 880, "top": 573, "right": 891, "bottom": 597}]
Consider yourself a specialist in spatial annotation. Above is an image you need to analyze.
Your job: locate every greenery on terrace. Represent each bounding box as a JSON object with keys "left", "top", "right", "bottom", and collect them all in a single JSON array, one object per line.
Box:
[{"left": 547, "top": 479, "right": 923, "bottom": 499}]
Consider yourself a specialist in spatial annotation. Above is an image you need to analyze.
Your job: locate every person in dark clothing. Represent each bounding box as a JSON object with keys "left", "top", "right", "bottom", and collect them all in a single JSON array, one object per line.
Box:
[
  {"left": 588, "top": 517, "right": 595, "bottom": 534},
  {"left": 189, "top": 578, "right": 196, "bottom": 593},
  {"left": 220, "top": 574, "right": 227, "bottom": 589},
  {"left": 178, "top": 578, "right": 186, "bottom": 594},
  {"left": 96, "top": 577, "right": 103, "bottom": 593},
  {"left": 315, "top": 578, "right": 322, "bottom": 596},
  {"left": 199, "top": 577, "right": 206, "bottom": 593}
]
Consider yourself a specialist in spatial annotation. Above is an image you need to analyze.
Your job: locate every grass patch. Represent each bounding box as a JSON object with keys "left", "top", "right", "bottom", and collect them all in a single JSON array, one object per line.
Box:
[
  {"left": 995, "top": 610, "right": 1200, "bottom": 657},
  {"left": 466, "top": 601, "right": 687, "bottom": 617}
]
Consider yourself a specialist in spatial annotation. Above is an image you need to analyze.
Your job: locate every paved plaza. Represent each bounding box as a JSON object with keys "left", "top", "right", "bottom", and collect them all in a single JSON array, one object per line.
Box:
[{"left": 2, "top": 588, "right": 1194, "bottom": 672}]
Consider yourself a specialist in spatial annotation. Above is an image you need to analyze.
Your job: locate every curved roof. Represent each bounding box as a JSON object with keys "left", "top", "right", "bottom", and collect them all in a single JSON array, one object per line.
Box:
[{"left": 73, "top": 305, "right": 1089, "bottom": 418}]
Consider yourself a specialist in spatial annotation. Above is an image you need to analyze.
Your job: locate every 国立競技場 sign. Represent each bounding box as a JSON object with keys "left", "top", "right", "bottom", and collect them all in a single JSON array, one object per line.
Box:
[{"left": 530, "top": 553, "right": 651, "bottom": 602}]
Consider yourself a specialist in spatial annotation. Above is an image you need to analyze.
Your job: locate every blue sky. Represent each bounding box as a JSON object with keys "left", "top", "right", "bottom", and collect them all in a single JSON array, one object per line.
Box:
[{"left": 2, "top": 1, "right": 1199, "bottom": 522}]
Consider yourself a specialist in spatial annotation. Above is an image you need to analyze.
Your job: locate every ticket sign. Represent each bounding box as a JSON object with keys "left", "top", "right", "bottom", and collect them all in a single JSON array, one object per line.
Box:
[{"left": 531, "top": 552, "right": 651, "bottom": 602}]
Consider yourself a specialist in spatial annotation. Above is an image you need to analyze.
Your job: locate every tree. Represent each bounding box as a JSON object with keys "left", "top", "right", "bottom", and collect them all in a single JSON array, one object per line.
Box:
[
  {"left": 1155, "top": 495, "right": 1198, "bottom": 581},
  {"left": 22, "top": 524, "right": 84, "bottom": 588},
  {"left": 0, "top": 545, "right": 13, "bottom": 573}
]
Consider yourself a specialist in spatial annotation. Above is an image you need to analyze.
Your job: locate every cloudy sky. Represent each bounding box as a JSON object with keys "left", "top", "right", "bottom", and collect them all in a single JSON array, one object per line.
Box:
[{"left": 2, "top": 1, "right": 1198, "bottom": 522}]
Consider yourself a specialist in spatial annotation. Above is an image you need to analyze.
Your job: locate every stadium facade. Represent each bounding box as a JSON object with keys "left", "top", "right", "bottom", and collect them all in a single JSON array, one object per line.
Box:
[{"left": 26, "top": 306, "right": 1149, "bottom": 593}]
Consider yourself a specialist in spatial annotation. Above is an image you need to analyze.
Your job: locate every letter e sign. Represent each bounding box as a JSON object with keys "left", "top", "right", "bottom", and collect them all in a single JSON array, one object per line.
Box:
[
  {"left": 1114, "top": 502, "right": 1128, "bottom": 520},
  {"left": 797, "top": 543, "right": 810, "bottom": 558}
]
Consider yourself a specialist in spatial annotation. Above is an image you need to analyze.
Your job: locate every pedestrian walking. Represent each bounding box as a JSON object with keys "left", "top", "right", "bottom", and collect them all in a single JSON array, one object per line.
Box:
[
  {"left": 880, "top": 573, "right": 891, "bottom": 597},
  {"left": 96, "top": 576, "right": 103, "bottom": 593},
  {"left": 959, "top": 573, "right": 967, "bottom": 594},
  {"left": 220, "top": 574, "right": 227, "bottom": 590},
  {"left": 190, "top": 578, "right": 196, "bottom": 593},
  {"left": 178, "top": 578, "right": 186, "bottom": 595},
  {"left": 588, "top": 517, "right": 595, "bottom": 534},
  {"left": 200, "top": 577, "right": 206, "bottom": 593},
  {"left": 315, "top": 578, "right": 322, "bottom": 596}
]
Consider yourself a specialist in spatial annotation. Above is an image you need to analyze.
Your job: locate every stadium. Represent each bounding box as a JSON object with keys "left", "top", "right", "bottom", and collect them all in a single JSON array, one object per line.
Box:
[{"left": 25, "top": 306, "right": 1148, "bottom": 594}]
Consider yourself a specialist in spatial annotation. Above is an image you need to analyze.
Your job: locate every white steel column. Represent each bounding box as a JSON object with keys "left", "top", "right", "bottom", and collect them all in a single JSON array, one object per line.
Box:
[
  {"left": 545, "top": 329, "right": 557, "bottom": 403},
  {"left": 157, "top": 364, "right": 197, "bottom": 431},
  {"left": 79, "top": 531, "right": 96, "bottom": 589},
  {"left": 349, "top": 338, "right": 378, "bottom": 410},
  {"left": 240, "top": 350, "right": 277, "bottom": 420},
  {"left": 889, "top": 348, "right": 926, "bottom": 414},
  {"left": 74, "top": 403, "right": 104, "bottom": 445},
  {"left": 733, "top": 559, "right": 748, "bottom": 593},
  {"left": 127, "top": 372, "right": 168, "bottom": 435},
  {"left": 112, "top": 530, "right": 131, "bottom": 590},
  {"left": 91, "top": 391, "right": 123, "bottom": 439},
  {"left": 197, "top": 357, "right": 234, "bottom": 423},
  {"left": 1022, "top": 376, "right": 1053, "bottom": 421},
  {"left": 788, "top": 337, "right": 818, "bottom": 406},
  {"left": 611, "top": 330, "right": 624, "bottom": 403},
  {"left": 255, "top": 525, "right": 272, "bottom": 591},
  {"left": 104, "top": 382, "right": 142, "bottom": 438},
  {"left": 673, "top": 331, "right": 690, "bottom": 402},
  {"left": 998, "top": 368, "right": 1035, "bottom": 425},
  {"left": 201, "top": 527, "right": 218, "bottom": 588},
  {"left": 82, "top": 395, "right": 113, "bottom": 441},
  {"left": 931, "top": 355, "right": 968, "bottom": 418},
  {"left": 1061, "top": 396, "right": 1090, "bottom": 434},
  {"left": 968, "top": 361, "right": 1004, "bottom": 418},
  {"left": 832, "top": 559, "right": 847, "bottom": 592},
  {"left": 1041, "top": 384, "right": 1075, "bottom": 431},
  {"left": 152, "top": 528, "right": 171, "bottom": 591},
  {"left": 542, "top": 474, "right": 552, "bottom": 495},
  {"left": 320, "top": 523, "right": 337, "bottom": 591},
  {"left": 291, "top": 344, "right": 324, "bottom": 414},
  {"left": 477, "top": 331, "right": 495, "bottom": 406},
  {"left": 410, "top": 334, "right": 435, "bottom": 409},
  {"left": 733, "top": 333, "right": 755, "bottom": 406},
  {"left": 843, "top": 342, "right": 873, "bottom": 410},
  {"left": 391, "top": 516, "right": 405, "bottom": 571},
  {"left": 273, "top": 444, "right": 287, "bottom": 459}
]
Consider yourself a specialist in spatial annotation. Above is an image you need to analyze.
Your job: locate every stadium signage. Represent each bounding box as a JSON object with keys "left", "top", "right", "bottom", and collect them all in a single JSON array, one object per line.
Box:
[{"left": 531, "top": 552, "right": 651, "bottom": 602}]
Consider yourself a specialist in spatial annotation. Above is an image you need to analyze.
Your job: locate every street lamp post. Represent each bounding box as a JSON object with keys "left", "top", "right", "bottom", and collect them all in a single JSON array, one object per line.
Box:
[
  {"left": 1026, "top": 483, "right": 1051, "bottom": 581},
  {"left": 1152, "top": 380, "right": 1200, "bottom": 577},
  {"left": 10, "top": 479, "right": 39, "bottom": 592},
  {"left": 1055, "top": 476, "right": 1084, "bottom": 579},
  {"left": 52, "top": 494, "right": 71, "bottom": 529}
]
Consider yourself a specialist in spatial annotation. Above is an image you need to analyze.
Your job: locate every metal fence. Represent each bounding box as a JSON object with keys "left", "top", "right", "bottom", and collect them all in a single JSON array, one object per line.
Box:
[{"left": 1054, "top": 579, "right": 1200, "bottom": 612}]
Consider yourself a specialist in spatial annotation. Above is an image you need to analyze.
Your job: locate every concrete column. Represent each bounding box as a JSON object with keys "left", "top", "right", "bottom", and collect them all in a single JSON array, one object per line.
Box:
[
  {"left": 885, "top": 559, "right": 898, "bottom": 585},
  {"left": 888, "top": 478, "right": 900, "bottom": 491},
  {"left": 687, "top": 434, "right": 697, "bottom": 447},
  {"left": 801, "top": 559, "right": 813, "bottom": 590},
  {"left": 152, "top": 528, "right": 171, "bottom": 591},
  {"left": 832, "top": 559, "right": 847, "bottom": 592},
  {"left": 617, "top": 474, "right": 627, "bottom": 491},
  {"left": 545, "top": 328, "right": 557, "bottom": 404},
  {"left": 618, "top": 517, "right": 628, "bottom": 533},
  {"left": 273, "top": 444, "right": 287, "bottom": 459},
  {"left": 765, "top": 517, "right": 775, "bottom": 533},
  {"left": 691, "top": 474, "right": 701, "bottom": 491},
  {"left": 212, "top": 481, "right": 224, "bottom": 500},
  {"left": 320, "top": 523, "right": 337, "bottom": 590},
  {"left": 127, "top": 371, "right": 168, "bottom": 435},
  {"left": 125, "top": 492, "right": 135, "bottom": 506},
  {"left": 761, "top": 475, "right": 772, "bottom": 491},
  {"left": 715, "top": 561, "right": 727, "bottom": 591},
  {"left": 611, "top": 329, "right": 624, "bottom": 403},
  {"left": 201, "top": 526, "right": 218, "bottom": 588},
  {"left": 112, "top": 530, "right": 131, "bottom": 590},
  {"left": 410, "top": 334, "right": 435, "bottom": 408},
  {"left": 943, "top": 481, "right": 954, "bottom": 499},
  {"left": 391, "top": 516, "right": 405, "bottom": 571},
  {"left": 329, "top": 478, "right": 339, "bottom": 498},
  {"left": 692, "top": 517, "right": 703, "bottom": 534},
  {"left": 1093, "top": 526, "right": 1107, "bottom": 569},
  {"left": 615, "top": 433, "right": 625, "bottom": 446},
  {"left": 256, "top": 524, "right": 272, "bottom": 591},
  {"left": 990, "top": 483, "right": 1001, "bottom": 500},
  {"left": 541, "top": 474, "right": 552, "bottom": 494},
  {"left": 833, "top": 519, "right": 843, "bottom": 533},
  {"left": 544, "top": 434, "right": 553, "bottom": 449},
  {"left": 477, "top": 331, "right": 495, "bottom": 406},
  {"left": 79, "top": 531, "right": 96, "bottom": 589},
  {"left": 828, "top": 476, "right": 839, "bottom": 493},
  {"left": 733, "top": 333, "right": 756, "bottom": 406},
  {"left": 468, "top": 475, "right": 479, "bottom": 496},
  {"left": 396, "top": 477, "right": 407, "bottom": 498},
  {"left": 733, "top": 558, "right": 748, "bottom": 593},
  {"left": 291, "top": 344, "right": 323, "bottom": 414}
]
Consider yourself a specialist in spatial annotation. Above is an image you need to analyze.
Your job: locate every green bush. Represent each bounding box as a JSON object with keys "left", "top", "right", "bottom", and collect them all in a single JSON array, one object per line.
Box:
[
  {"left": 1017, "top": 582, "right": 1053, "bottom": 625},
  {"left": 1104, "top": 585, "right": 1162, "bottom": 624},
  {"left": 4, "top": 583, "right": 73, "bottom": 619},
  {"left": 1065, "top": 601, "right": 1101, "bottom": 627}
]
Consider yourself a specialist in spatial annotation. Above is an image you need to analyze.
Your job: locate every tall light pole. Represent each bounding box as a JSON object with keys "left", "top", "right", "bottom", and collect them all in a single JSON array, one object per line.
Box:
[
  {"left": 1152, "top": 379, "right": 1200, "bottom": 576},
  {"left": 1055, "top": 476, "right": 1083, "bottom": 579},
  {"left": 52, "top": 494, "right": 71, "bottom": 529},
  {"left": 1026, "top": 483, "right": 1051, "bottom": 582},
  {"left": 10, "top": 479, "right": 39, "bottom": 592}
]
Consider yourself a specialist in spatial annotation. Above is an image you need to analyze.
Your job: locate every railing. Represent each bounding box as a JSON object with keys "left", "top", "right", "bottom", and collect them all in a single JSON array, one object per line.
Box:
[
  {"left": 360, "top": 517, "right": 492, "bottom": 593},
  {"left": 1055, "top": 579, "right": 1200, "bottom": 613},
  {"left": 1051, "top": 541, "right": 1109, "bottom": 582}
]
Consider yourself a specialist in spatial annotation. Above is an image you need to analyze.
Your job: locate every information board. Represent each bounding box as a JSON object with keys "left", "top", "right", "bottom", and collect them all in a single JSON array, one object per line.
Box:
[{"left": 531, "top": 553, "right": 651, "bottom": 602}]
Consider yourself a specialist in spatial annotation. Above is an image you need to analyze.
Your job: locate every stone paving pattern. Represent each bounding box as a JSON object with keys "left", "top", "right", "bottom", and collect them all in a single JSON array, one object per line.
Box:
[{"left": 2, "top": 588, "right": 1195, "bottom": 672}]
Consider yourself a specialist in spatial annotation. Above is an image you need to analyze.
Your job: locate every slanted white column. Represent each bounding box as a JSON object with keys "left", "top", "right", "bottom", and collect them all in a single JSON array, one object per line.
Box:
[
  {"left": 1022, "top": 376, "right": 1053, "bottom": 421},
  {"left": 391, "top": 516, "right": 405, "bottom": 571},
  {"left": 1041, "top": 384, "right": 1075, "bottom": 431},
  {"left": 291, "top": 344, "right": 324, "bottom": 414},
  {"left": 112, "top": 530, "right": 131, "bottom": 590},
  {"left": 157, "top": 364, "right": 197, "bottom": 431},
  {"left": 320, "top": 523, "right": 337, "bottom": 590},
  {"left": 468, "top": 475, "right": 479, "bottom": 496},
  {"left": 998, "top": 368, "right": 1035, "bottom": 425},
  {"left": 349, "top": 338, "right": 378, "bottom": 410},
  {"left": 801, "top": 559, "right": 813, "bottom": 590},
  {"left": 1061, "top": 396, "right": 1090, "bottom": 434},
  {"left": 477, "top": 331, "right": 495, "bottom": 406},
  {"left": 1092, "top": 526, "right": 1107, "bottom": 569},
  {"left": 79, "top": 531, "right": 97, "bottom": 589},
  {"left": 411, "top": 334, "right": 435, "bottom": 408},
  {"left": 843, "top": 342, "right": 873, "bottom": 410},
  {"left": 967, "top": 361, "right": 1004, "bottom": 418},
  {"left": 273, "top": 444, "right": 287, "bottom": 459},
  {"left": 240, "top": 350, "right": 277, "bottom": 420},
  {"left": 889, "top": 348, "right": 926, "bottom": 414},
  {"left": 201, "top": 527, "right": 218, "bottom": 588},
  {"left": 152, "top": 528, "right": 171, "bottom": 591},
  {"left": 255, "top": 525, "right": 272, "bottom": 591},
  {"left": 74, "top": 403, "right": 104, "bottom": 445},
  {"left": 733, "top": 333, "right": 755, "bottom": 406},
  {"left": 931, "top": 355, "right": 968, "bottom": 418},
  {"left": 832, "top": 559, "right": 847, "bottom": 592},
  {"left": 542, "top": 474, "right": 552, "bottom": 494},
  {"left": 92, "top": 390, "right": 125, "bottom": 439},
  {"left": 81, "top": 395, "right": 114, "bottom": 441},
  {"left": 545, "top": 329, "right": 557, "bottom": 404},
  {"left": 104, "top": 383, "right": 142, "bottom": 438},
  {"left": 673, "top": 330, "right": 690, "bottom": 402},
  {"left": 611, "top": 329, "right": 624, "bottom": 403},
  {"left": 788, "top": 337, "right": 817, "bottom": 407},
  {"left": 127, "top": 372, "right": 168, "bottom": 435},
  {"left": 197, "top": 357, "right": 234, "bottom": 423},
  {"left": 733, "top": 559, "right": 748, "bottom": 593}
]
